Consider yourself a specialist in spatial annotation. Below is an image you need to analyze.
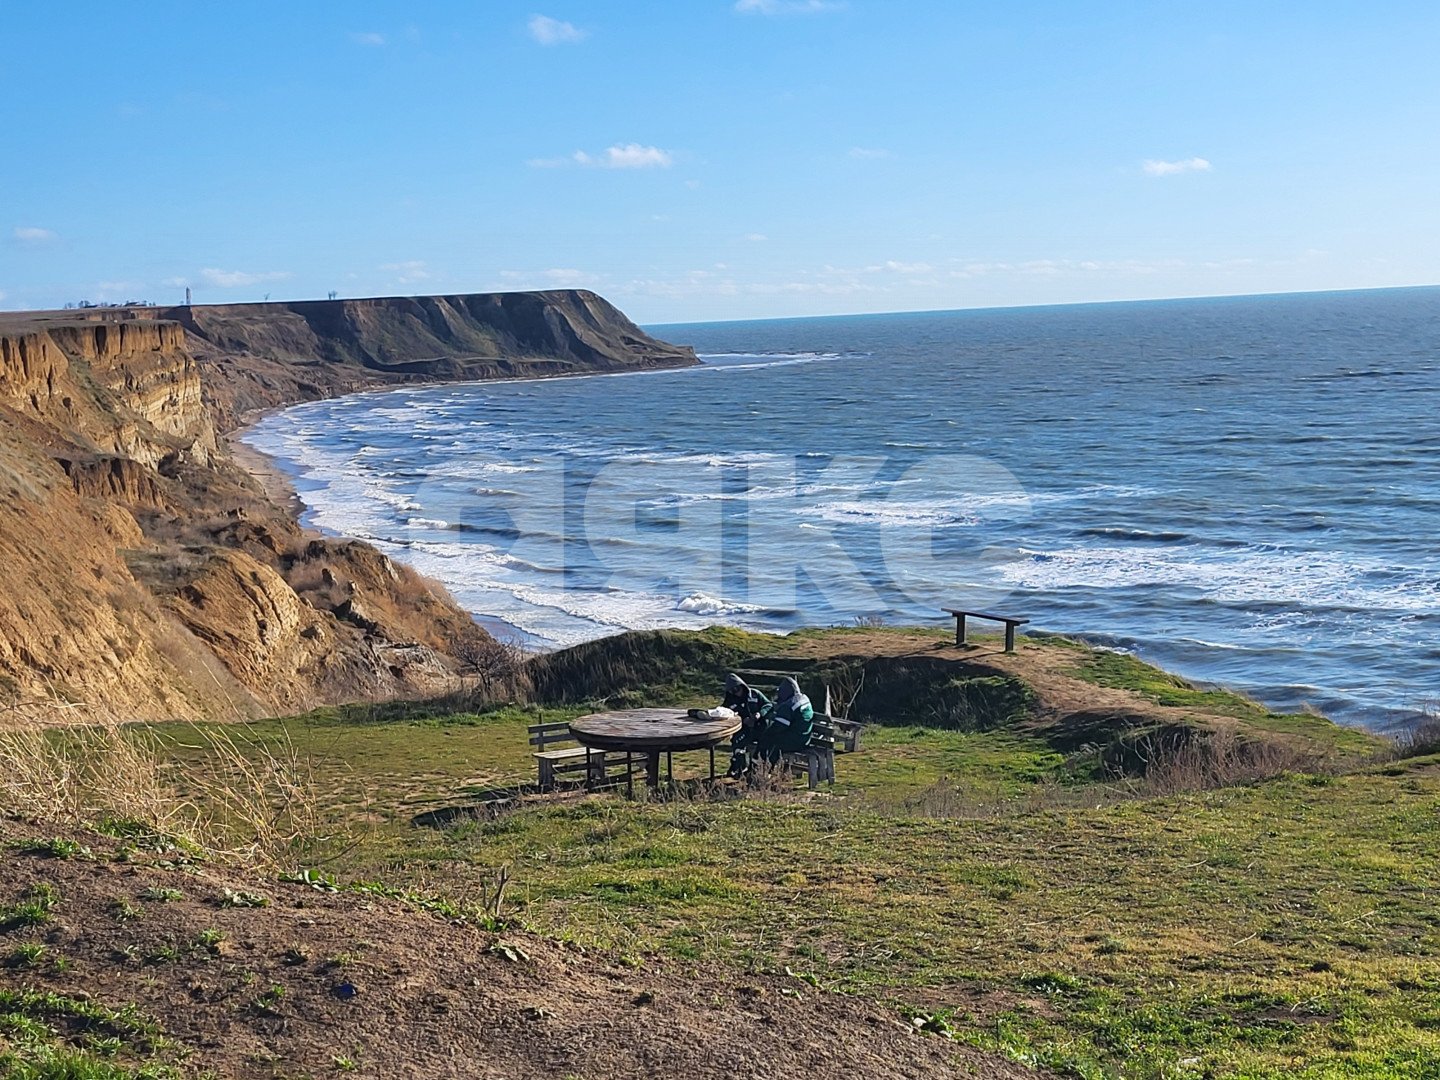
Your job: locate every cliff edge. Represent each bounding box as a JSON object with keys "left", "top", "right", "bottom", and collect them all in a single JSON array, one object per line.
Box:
[
  {"left": 166, "top": 290, "right": 698, "bottom": 430},
  {"left": 0, "top": 291, "right": 697, "bottom": 721}
]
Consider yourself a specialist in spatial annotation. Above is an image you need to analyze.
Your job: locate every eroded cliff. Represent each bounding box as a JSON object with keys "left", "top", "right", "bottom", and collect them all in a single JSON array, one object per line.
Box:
[
  {"left": 166, "top": 290, "right": 697, "bottom": 430},
  {"left": 0, "top": 291, "right": 697, "bottom": 721}
]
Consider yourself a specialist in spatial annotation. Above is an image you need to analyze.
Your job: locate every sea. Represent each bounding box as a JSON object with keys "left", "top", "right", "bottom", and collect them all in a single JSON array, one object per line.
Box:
[{"left": 242, "top": 286, "right": 1440, "bottom": 731}]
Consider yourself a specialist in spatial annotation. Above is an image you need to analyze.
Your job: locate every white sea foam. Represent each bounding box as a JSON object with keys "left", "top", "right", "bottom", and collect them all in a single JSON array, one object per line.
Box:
[
  {"left": 818, "top": 500, "right": 980, "bottom": 527},
  {"left": 675, "top": 593, "right": 765, "bottom": 616},
  {"left": 997, "top": 544, "right": 1440, "bottom": 615}
]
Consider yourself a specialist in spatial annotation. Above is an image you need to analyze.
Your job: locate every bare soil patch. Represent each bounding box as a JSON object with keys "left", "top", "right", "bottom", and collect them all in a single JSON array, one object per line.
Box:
[{"left": 0, "top": 820, "right": 1043, "bottom": 1079}]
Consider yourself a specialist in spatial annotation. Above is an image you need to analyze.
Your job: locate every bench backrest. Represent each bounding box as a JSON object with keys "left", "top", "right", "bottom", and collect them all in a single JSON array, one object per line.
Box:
[
  {"left": 527, "top": 721, "right": 574, "bottom": 749},
  {"left": 808, "top": 713, "right": 837, "bottom": 749},
  {"left": 942, "top": 607, "right": 1030, "bottom": 627}
]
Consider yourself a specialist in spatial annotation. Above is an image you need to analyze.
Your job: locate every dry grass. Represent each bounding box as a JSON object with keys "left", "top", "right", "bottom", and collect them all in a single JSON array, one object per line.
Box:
[
  {"left": 1130, "top": 726, "right": 1328, "bottom": 795},
  {"left": 0, "top": 696, "right": 326, "bottom": 872}
]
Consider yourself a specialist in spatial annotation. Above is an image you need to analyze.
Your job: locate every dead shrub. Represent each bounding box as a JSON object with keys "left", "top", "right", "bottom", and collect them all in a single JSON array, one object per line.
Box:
[
  {"left": 1133, "top": 728, "right": 1327, "bottom": 796},
  {"left": 1391, "top": 703, "right": 1440, "bottom": 759},
  {"left": 454, "top": 634, "right": 531, "bottom": 704}
]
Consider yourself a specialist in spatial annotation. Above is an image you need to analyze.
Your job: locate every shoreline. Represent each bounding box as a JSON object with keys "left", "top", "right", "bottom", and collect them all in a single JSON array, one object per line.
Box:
[{"left": 227, "top": 436, "right": 306, "bottom": 521}]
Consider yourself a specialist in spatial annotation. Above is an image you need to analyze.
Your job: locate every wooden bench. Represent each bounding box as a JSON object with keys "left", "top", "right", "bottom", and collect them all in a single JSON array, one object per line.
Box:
[
  {"left": 718, "top": 713, "right": 838, "bottom": 790},
  {"left": 734, "top": 671, "right": 868, "bottom": 753},
  {"left": 942, "top": 608, "right": 1030, "bottom": 653},
  {"left": 527, "top": 721, "right": 642, "bottom": 792},
  {"left": 787, "top": 714, "right": 837, "bottom": 790}
]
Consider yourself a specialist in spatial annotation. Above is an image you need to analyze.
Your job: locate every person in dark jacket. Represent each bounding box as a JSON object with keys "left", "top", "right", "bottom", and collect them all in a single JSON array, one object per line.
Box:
[
  {"left": 758, "top": 676, "right": 814, "bottom": 764},
  {"left": 721, "top": 673, "right": 770, "bottom": 778}
]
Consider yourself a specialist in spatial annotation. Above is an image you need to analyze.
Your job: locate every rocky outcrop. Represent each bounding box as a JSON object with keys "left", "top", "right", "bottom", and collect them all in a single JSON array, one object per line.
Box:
[{"left": 0, "top": 291, "right": 697, "bottom": 721}]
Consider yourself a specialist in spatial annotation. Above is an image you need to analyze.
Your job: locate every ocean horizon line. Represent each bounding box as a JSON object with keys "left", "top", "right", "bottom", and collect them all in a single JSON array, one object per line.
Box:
[{"left": 644, "top": 281, "right": 1440, "bottom": 331}]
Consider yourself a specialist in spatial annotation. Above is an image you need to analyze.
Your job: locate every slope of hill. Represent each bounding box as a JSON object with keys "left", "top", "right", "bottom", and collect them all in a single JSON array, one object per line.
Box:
[
  {"left": 0, "top": 818, "right": 1036, "bottom": 1080},
  {"left": 0, "top": 292, "right": 697, "bottom": 721}
]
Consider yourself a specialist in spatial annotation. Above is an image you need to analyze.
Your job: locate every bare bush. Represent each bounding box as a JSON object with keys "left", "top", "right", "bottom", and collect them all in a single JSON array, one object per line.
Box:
[
  {"left": 454, "top": 634, "right": 532, "bottom": 704},
  {"left": 1392, "top": 711, "right": 1440, "bottom": 759},
  {"left": 825, "top": 663, "right": 866, "bottom": 720},
  {"left": 1134, "top": 728, "right": 1327, "bottom": 796}
]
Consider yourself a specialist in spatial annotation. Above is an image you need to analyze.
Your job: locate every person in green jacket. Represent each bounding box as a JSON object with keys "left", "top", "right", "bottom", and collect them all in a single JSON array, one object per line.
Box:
[
  {"left": 721, "top": 673, "right": 771, "bottom": 779},
  {"left": 758, "top": 676, "right": 814, "bottom": 764}
]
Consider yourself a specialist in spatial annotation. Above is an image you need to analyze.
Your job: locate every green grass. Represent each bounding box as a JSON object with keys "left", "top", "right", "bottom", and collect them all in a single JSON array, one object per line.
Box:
[
  {"left": 151, "top": 683, "right": 1436, "bottom": 1075},
  {"left": 117, "top": 628, "right": 1433, "bottom": 1077},
  {"left": 1071, "top": 650, "right": 1383, "bottom": 757},
  {"left": 6, "top": 942, "right": 46, "bottom": 968},
  {"left": 0, "top": 989, "right": 174, "bottom": 1080},
  {"left": 135, "top": 887, "right": 182, "bottom": 904},
  {"left": 12, "top": 838, "right": 91, "bottom": 860},
  {"left": 384, "top": 768, "right": 1439, "bottom": 1077},
  {"left": 1, "top": 884, "right": 60, "bottom": 933}
]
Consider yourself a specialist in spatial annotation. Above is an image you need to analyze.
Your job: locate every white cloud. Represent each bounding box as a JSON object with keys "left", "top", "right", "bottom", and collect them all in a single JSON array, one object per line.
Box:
[
  {"left": 1142, "top": 157, "right": 1212, "bottom": 177},
  {"left": 350, "top": 31, "right": 386, "bottom": 46},
  {"left": 744, "top": 233, "right": 768, "bottom": 242},
  {"left": 735, "top": 0, "right": 843, "bottom": 13},
  {"left": 577, "top": 143, "right": 673, "bottom": 169},
  {"left": 867, "top": 260, "right": 932, "bottom": 274},
  {"left": 848, "top": 147, "right": 890, "bottom": 159},
  {"left": 499, "top": 268, "right": 602, "bottom": 289},
  {"left": 0, "top": 290, "right": 7, "bottom": 301},
  {"left": 12, "top": 226, "right": 58, "bottom": 246},
  {"left": 529, "top": 144, "right": 673, "bottom": 169},
  {"left": 532, "top": 143, "right": 674, "bottom": 169},
  {"left": 381, "top": 260, "right": 434, "bottom": 285},
  {"left": 199, "top": 268, "right": 292, "bottom": 288},
  {"left": 528, "top": 14, "right": 587, "bottom": 44}
]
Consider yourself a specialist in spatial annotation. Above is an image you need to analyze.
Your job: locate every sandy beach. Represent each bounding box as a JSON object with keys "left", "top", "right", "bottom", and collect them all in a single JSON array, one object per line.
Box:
[{"left": 227, "top": 435, "right": 305, "bottom": 519}]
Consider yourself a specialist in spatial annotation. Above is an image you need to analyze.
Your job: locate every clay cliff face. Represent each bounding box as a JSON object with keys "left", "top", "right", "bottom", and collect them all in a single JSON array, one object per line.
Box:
[{"left": 0, "top": 291, "right": 697, "bottom": 722}]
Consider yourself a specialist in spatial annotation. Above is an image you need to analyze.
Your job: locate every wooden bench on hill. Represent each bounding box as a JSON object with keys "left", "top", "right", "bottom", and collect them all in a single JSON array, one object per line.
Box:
[
  {"left": 528, "top": 721, "right": 644, "bottom": 792},
  {"left": 942, "top": 608, "right": 1030, "bottom": 653}
]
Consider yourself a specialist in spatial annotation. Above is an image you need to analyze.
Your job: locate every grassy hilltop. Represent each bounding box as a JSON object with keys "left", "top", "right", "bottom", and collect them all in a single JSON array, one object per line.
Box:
[{"left": 1, "top": 627, "right": 1437, "bottom": 1079}]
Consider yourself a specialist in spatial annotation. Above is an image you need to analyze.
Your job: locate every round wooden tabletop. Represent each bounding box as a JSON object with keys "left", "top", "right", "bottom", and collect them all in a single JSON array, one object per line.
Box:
[{"left": 568, "top": 708, "right": 741, "bottom": 752}]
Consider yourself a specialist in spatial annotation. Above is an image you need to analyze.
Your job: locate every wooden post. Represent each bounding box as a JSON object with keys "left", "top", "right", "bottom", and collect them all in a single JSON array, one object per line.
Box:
[
  {"left": 1004, "top": 622, "right": 1017, "bottom": 653},
  {"left": 955, "top": 612, "right": 967, "bottom": 646}
]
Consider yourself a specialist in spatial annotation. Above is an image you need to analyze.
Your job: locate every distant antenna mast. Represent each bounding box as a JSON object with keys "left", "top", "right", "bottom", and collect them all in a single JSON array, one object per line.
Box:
[{"left": 185, "top": 286, "right": 192, "bottom": 306}]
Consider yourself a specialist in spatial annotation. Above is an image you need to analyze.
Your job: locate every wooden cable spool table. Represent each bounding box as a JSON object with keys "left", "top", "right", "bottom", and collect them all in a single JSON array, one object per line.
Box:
[{"left": 568, "top": 708, "right": 741, "bottom": 794}]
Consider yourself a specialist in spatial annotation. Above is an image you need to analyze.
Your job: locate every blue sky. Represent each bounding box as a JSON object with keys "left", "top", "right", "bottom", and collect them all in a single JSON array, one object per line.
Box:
[{"left": 2, "top": 1, "right": 1438, "bottom": 322}]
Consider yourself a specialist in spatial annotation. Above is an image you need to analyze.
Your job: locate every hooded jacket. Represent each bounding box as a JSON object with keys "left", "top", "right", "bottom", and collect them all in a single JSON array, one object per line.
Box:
[{"left": 767, "top": 677, "right": 814, "bottom": 739}]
